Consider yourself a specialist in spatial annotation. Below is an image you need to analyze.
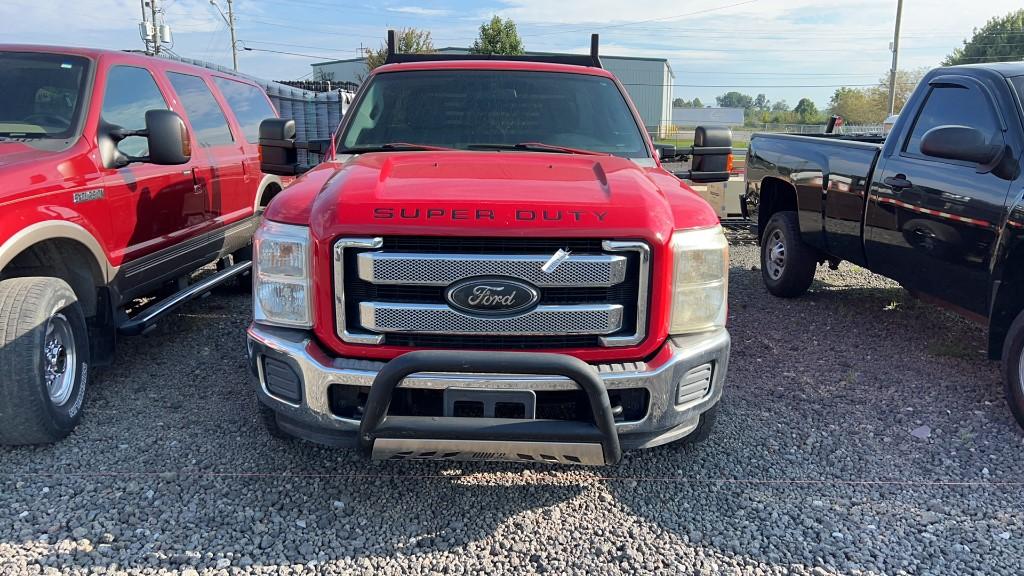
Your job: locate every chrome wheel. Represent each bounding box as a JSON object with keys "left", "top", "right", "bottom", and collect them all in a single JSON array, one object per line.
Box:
[
  {"left": 1019, "top": 344, "right": 1024, "bottom": 396},
  {"left": 765, "top": 229, "right": 786, "bottom": 280},
  {"left": 43, "top": 313, "right": 76, "bottom": 406}
]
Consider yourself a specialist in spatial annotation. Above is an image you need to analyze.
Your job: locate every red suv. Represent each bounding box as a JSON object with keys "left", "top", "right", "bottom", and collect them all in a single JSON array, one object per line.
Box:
[{"left": 0, "top": 46, "right": 285, "bottom": 444}]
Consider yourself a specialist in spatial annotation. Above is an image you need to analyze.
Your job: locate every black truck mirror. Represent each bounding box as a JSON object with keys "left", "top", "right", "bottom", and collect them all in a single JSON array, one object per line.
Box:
[
  {"left": 144, "top": 110, "right": 191, "bottom": 165},
  {"left": 258, "top": 118, "right": 333, "bottom": 176},
  {"left": 259, "top": 118, "right": 299, "bottom": 176},
  {"left": 672, "top": 126, "right": 733, "bottom": 183},
  {"left": 920, "top": 125, "right": 1001, "bottom": 166}
]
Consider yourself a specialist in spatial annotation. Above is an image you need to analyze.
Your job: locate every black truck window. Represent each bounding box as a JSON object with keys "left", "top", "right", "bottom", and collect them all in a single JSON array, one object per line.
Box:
[{"left": 904, "top": 84, "right": 999, "bottom": 158}]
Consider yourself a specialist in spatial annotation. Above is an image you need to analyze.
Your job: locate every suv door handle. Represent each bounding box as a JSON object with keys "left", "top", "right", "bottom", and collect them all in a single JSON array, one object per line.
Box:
[{"left": 883, "top": 174, "right": 913, "bottom": 190}]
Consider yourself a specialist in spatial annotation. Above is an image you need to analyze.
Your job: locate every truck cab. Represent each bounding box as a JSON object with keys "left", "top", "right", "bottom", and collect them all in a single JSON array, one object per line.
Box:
[
  {"left": 743, "top": 62, "right": 1024, "bottom": 429},
  {"left": 247, "top": 33, "right": 734, "bottom": 465}
]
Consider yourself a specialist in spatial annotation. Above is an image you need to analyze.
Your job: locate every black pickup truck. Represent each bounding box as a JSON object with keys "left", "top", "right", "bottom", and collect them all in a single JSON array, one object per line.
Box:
[{"left": 743, "top": 62, "right": 1024, "bottom": 428}]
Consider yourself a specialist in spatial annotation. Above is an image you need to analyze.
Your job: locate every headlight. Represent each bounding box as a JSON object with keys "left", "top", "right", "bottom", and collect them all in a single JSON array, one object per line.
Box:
[
  {"left": 253, "top": 221, "right": 312, "bottom": 328},
  {"left": 668, "top": 226, "right": 728, "bottom": 334}
]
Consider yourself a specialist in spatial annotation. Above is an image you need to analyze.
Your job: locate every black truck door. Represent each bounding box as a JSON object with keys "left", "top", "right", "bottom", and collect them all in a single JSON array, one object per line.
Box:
[{"left": 865, "top": 77, "right": 1011, "bottom": 315}]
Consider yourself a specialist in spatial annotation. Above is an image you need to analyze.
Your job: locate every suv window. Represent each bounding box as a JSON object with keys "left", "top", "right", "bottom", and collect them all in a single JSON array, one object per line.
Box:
[
  {"left": 167, "top": 72, "right": 234, "bottom": 147},
  {"left": 904, "top": 84, "right": 1000, "bottom": 158},
  {"left": 212, "top": 77, "right": 276, "bottom": 143},
  {"left": 340, "top": 70, "right": 649, "bottom": 158},
  {"left": 101, "top": 65, "right": 167, "bottom": 157}
]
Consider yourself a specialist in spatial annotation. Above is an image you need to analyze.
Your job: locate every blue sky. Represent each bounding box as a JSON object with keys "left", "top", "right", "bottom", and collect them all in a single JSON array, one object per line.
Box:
[{"left": 3, "top": 0, "right": 1021, "bottom": 108}]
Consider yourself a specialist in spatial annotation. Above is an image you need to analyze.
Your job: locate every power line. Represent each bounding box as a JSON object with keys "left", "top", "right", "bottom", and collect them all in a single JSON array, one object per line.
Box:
[
  {"left": 240, "top": 46, "right": 343, "bottom": 60},
  {"left": 238, "top": 39, "right": 361, "bottom": 53}
]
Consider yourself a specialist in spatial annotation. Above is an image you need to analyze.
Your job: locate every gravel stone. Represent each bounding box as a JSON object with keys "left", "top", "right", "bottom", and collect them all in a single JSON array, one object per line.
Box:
[{"left": 0, "top": 244, "right": 1022, "bottom": 574}]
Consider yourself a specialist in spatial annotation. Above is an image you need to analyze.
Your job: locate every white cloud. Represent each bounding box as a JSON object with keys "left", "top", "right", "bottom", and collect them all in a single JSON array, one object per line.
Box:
[{"left": 386, "top": 6, "right": 452, "bottom": 16}]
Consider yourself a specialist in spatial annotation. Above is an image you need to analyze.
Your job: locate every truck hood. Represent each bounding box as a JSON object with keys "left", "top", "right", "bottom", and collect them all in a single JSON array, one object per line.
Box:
[
  {"left": 301, "top": 151, "right": 717, "bottom": 242},
  {"left": 0, "top": 141, "right": 60, "bottom": 169}
]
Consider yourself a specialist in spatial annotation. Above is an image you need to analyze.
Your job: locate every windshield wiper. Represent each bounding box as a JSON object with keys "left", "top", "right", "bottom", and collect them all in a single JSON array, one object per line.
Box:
[
  {"left": 466, "top": 142, "right": 608, "bottom": 156},
  {"left": 338, "top": 142, "right": 455, "bottom": 153}
]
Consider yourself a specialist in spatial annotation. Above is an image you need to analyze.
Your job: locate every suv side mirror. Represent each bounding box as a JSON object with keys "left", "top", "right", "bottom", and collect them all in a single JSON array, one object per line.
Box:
[
  {"left": 98, "top": 109, "right": 191, "bottom": 168},
  {"left": 655, "top": 144, "right": 676, "bottom": 161},
  {"left": 920, "top": 125, "right": 1001, "bottom": 166},
  {"left": 672, "top": 126, "right": 733, "bottom": 184},
  {"left": 144, "top": 110, "right": 191, "bottom": 165},
  {"left": 258, "top": 118, "right": 332, "bottom": 176}
]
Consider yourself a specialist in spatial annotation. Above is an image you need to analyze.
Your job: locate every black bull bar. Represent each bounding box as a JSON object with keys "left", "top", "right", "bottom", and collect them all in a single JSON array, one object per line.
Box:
[{"left": 358, "top": 350, "right": 623, "bottom": 465}]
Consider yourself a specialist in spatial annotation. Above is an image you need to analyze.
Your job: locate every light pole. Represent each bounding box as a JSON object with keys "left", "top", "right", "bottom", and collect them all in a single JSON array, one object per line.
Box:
[
  {"left": 209, "top": 0, "right": 238, "bottom": 71},
  {"left": 887, "top": 0, "right": 904, "bottom": 115}
]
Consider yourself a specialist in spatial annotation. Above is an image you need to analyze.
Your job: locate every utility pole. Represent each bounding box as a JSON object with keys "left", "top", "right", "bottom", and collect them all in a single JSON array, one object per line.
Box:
[
  {"left": 150, "top": 0, "right": 161, "bottom": 54},
  {"left": 887, "top": 0, "right": 904, "bottom": 115},
  {"left": 210, "top": 0, "right": 238, "bottom": 71}
]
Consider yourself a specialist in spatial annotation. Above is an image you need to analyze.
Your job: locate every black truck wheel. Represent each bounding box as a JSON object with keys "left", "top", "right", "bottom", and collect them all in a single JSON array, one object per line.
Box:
[
  {"left": 0, "top": 277, "right": 90, "bottom": 445},
  {"left": 1002, "top": 310, "right": 1024, "bottom": 430},
  {"left": 761, "top": 211, "right": 818, "bottom": 298}
]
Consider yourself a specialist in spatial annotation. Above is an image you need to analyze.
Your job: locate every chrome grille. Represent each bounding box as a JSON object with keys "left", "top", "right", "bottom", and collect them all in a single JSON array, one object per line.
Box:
[
  {"left": 335, "top": 237, "right": 649, "bottom": 349},
  {"left": 360, "top": 302, "right": 624, "bottom": 335},
  {"left": 356, "top": 252, "right": 628, "bottom": 286}
]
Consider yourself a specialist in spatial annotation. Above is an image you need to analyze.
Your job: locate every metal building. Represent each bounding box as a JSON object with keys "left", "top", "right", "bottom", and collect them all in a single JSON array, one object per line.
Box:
[{"left": 311, "top": 48, "right": 674, "bottom": 136}]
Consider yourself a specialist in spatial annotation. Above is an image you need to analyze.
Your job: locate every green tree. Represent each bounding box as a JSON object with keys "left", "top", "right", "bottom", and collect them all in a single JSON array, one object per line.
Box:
[
  {"left": 771, "top": 100, "right": 790, "bottom": 112},
  {"left": 692, "top": 97, "right": 704, "bottom": 108},
  {"left": 944, "top": 9, "right": 1024, "bottom": 65},
  {"left": 793, "top": 98, "right": 820, "bottom": 123},
  {"left": 753, "top": 93, "right": 770, "bottom": 111},
  {"left": 828, "top": 86, "right": 882, "bottom": 125},
  {"left": 715, "top": 91, "right": 754, "bottom": 109},
  {"left": 365, "top": 28, "right": 434, "bottom": 75},
  {"left": 470, "top": 16, "right": 525, "bottom": 55},
  {"left": 673, "top": 98, "right": 689, "bottom": 107}
]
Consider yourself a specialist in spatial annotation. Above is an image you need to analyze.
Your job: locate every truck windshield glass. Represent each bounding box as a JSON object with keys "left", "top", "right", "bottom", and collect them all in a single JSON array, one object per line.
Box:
[
  {"left": 1013, "top": 76, "right": 1024, "bottom": 114},
  {"left": 340, "top": 70, "right": 649, "bottom": 158},
  {"left": 0, "top": 52, "right": 90, "bottom": 141}
]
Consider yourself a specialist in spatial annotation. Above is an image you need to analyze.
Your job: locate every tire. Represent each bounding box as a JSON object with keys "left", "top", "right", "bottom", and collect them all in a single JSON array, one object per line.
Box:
[
  {"left": 1002, "top": 310, "right": 1024, "bottom": 430},
  {"left": 230, "top": 244, "right": 254, "bottom": 292},
  {"left": 678, "top": 405, "right": 718, "bottom": 447},
  {"left": 760, "top": 211, "right": 818, "bottom": 298},
  {"left": 0, "top": 277, "right": 91, "bottom": 445},
  {"left": 258, "top": 400, "right": 291, "bottom": 440}
]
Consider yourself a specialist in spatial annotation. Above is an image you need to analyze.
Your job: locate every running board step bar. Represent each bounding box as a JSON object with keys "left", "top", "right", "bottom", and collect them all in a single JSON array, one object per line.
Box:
[
  {"left": 359, "top": 350, "right": 622, "bottom": 465},
  {"left": 118, "top": 261, "right": 251, "bottom": 336}
]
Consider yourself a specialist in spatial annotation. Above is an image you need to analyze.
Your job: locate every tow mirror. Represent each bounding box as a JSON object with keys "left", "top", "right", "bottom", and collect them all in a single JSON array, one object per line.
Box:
[
  {"left": 258, "top": 118, "right": 332, "bottom": 176},
  {"left": 144, "top": 110, "right": 191, "bottom": 165},
  {"left": 670, "top": 126, "right": 733, "bottom": 183},
  {"left": 920, "top": 125, "right": 1001, "bottom": 166},
  {"left": 655, "top": 144, "right": 676, "bottom": 160},
  {"left": 99, "top": 109, "right": 191, "bottom": 168}
]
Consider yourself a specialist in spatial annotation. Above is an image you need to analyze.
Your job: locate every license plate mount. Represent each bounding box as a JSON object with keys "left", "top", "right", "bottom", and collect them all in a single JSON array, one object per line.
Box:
[{"left": 443, "top": 388, "right": 537, "bottom": 419}]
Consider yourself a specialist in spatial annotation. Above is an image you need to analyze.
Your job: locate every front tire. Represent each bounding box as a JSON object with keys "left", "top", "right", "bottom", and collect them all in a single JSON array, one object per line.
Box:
[
  {"left": 0, "top": 277, "right": 91, "bottom": 445},
  {"left": 1002, "top": 310, "right": 1024, "bottom": 430},
  {"left": 761, "top": 211, "right": 818, "bottom": 298}
]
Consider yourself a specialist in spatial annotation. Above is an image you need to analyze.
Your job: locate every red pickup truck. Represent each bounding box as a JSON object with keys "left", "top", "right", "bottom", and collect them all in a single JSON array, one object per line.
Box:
[
  {"left": 247, "top": 33, "right": 733, "bottom": 465},
  {"left": 0, "top": 46, "right": 284, "bottom": 444}
]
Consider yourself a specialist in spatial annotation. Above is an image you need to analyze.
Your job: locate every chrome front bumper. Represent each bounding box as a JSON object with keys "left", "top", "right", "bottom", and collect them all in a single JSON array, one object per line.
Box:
[{"left": 246, "top": 324, "right": 730, "bottom": 451}]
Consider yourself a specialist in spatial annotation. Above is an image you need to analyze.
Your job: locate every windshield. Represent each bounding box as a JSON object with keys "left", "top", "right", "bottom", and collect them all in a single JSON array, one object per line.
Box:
[
  {"left": 0, "top": 51, "right": 90, "bottom": 141},
  {"left": 339, "top": 70, "right": 649, "bottom": 158}
]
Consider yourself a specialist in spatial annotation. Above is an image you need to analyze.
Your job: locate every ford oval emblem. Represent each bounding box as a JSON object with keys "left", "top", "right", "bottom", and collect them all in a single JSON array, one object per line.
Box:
[{"left": 445, "top": 277, "right": 540, "bottom": 316}]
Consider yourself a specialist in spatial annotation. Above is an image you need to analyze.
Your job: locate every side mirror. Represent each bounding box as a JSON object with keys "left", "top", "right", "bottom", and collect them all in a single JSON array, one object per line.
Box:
[
  {"left": 920, "top": 125, "right": 1001, "bottom": 166},
  {"left": 144, "top": 110, "right": 191, "bottom": 165},
  {"left": 655, "top": 144, "right": 677, "bottom": 161},
  {"left": 258, "top": 118, "right": 332, "bottom": 176},
  {"left": 674, "top": 126, "right": 733, "bottom": 184},
  {"left": 259, "top": 118, "right": 299, "bottom": 176}
]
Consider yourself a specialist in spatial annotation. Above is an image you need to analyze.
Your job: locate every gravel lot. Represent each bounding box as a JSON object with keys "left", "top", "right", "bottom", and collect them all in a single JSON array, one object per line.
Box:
[{"left": 2, "top": 242, "right": 1023, "bottom": 575}]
